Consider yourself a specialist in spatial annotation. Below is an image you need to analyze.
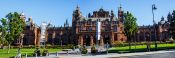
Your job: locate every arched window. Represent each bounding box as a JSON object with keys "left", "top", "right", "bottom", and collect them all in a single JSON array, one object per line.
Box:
[{"left": 114, "top": 26, "right": 117, "bottom": 32}]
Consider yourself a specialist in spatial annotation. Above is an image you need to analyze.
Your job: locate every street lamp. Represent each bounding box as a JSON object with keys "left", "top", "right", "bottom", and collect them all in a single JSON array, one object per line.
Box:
[{"left": 152, "top": 4, "right": 158, "bottom": 50}]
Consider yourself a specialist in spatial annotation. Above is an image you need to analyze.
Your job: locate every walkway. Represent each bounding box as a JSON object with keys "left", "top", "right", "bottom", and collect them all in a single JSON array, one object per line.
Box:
[
  {"left": 59, "top": 50, "right": 175, "bottom": 58},
  {"left": 27, "top": 49, "right": 175, "bottom": 58}
]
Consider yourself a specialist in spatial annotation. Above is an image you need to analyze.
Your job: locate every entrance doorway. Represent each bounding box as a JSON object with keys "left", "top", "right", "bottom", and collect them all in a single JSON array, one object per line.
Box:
[
  {"left": 84, "top": 35, "right": 91, "bottom": 46},
  {"left": 104, "top": 35, "right": 110, "bottom": 44}
]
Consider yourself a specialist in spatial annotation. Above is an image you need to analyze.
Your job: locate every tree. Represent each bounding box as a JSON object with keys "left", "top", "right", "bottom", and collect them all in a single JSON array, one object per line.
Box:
[
  {"left": 0, "top": 18, "right": 9, "bottom": 47},
  {"left": 168, "top": 10, "right": 175, "bottom": 39},
  {"left": 0, "top": 12, "right": 25, "bottom": 53},
  {"left": 124, "top": 11, "right": 138, "bottom": 50}
]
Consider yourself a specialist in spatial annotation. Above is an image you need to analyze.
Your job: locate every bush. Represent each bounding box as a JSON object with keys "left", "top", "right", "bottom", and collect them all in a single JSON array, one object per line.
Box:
[
  {"left": 23, "top": 45, "right": 35, "bottom": 49},
  {"left": 91, "top": 46, "right": 97, "bottom": 54},
  {"left": 81, "top": 45, "right": 88, "bottom": 54},
  {"left": 67, "top": 44, "right": 74, "bottom": 49},
  {"left": 46, "top": 44, "right": 52, "bottom": 48},
  {"left": 33, "top": 48, "right": 41, "bottom": 56},
  {"left": 168, "top": 38, "right": 175, "bottom": 43},
  {"left": 113, "top": 41, "right": 124, "bottom": 47},
  {"left": 42, "top": 49, "right": 48, "bottom": 56},
  {"left": 45, "top": 44, "right": 74, "bottom": 49},
  {"left": 81, "top": 48, "right": 87, "bottom": 54}
]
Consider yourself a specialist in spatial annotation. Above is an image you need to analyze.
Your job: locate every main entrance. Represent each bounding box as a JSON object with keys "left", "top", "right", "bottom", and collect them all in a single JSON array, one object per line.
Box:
[
  {"left": 104, "top": 35, "right": 110, "bottom": 44},
  {"left": 78, "top": 33, "right": 114, "bottom": 46},
  {"left": 84, "top": 35, "right": 91, "bottom": 46}
]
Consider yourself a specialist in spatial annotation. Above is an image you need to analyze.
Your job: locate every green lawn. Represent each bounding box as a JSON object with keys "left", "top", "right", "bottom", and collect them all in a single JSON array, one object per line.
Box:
[
  {"left": 109, "top": 43, "right": 175, "bottom": 53},
  {"left": 0, "top": 48, "right": 62, "bottom": 58},
  {"left": 0, "top": 53, "right": 16, "bottom": 58}
]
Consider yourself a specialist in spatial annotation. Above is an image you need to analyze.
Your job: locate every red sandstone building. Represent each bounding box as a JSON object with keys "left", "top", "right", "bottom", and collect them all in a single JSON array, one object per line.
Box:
[
  {"left": 13, "top": 6, "right": 171, "bottom": 46},
  {"left": 72, "top": 6, "right": 126, "bottom": 46}
]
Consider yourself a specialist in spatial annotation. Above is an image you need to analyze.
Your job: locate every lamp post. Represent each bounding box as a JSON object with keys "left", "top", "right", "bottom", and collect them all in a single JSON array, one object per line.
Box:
[{"left": 152, "top": 4, "right": 157, "bottom": 50}]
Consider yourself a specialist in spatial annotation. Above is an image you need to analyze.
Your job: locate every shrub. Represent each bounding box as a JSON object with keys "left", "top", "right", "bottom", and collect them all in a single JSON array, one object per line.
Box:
[
  {"left": 168, "top": 38, "right": 175, "bottom": 43},
  {"left": 91, "top": 46, "right": 97, "bottom": 54},
  {"left": 33, "top": 48, "right": 41, "bottom": 56},
  {"left": 113, "top": 41, "right": 124, "bottom": 47},
  {"left": 81, "top": 48, "right": 87, "bottom": 54},
  {"left": 42, "top": 49, "right": 48, "bottom": 56},
  {"left": 81, "top": 45, "right": 88, "bottom": 54},
  {"left": 46, "top": 44, "right": 52, "bottom": 48},
  {"left": 67, "top": 44, "right": 74, "bottom": 49}
]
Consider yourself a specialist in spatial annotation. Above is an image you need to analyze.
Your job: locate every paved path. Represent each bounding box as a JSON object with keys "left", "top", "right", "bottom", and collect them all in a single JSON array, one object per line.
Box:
[
  {"left": 27, "top": 50, "right": 175, "bottom": 58},
  {"left": 117, "top": 51, "right": 175, "bottom": 58},
  {"left": 59, "top": 50, "right": 175, "bottom": 58}
]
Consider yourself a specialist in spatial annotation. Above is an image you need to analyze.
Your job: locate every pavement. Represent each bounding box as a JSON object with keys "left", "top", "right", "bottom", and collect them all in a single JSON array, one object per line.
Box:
[
  {"left": 27, "top": 49, "right": 175, "bottom": 58},
  {"left": 58, "top": 49, "right": 175, "bottom": 58}
]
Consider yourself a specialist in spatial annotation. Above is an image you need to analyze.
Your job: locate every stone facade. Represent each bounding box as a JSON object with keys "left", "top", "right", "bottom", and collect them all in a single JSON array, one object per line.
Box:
[
  {"left": 72, "top": 6, "right": 126, "bottom": 46},
  {"left": 137, "top": 16, "right": 171, "bottom": 42},
  {"left": 13, "top": 6, "right": 171, "bottom": 46}
]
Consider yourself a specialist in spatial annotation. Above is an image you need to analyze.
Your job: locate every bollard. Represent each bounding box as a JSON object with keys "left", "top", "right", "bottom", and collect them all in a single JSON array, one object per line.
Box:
[
  {"left": 19, "top": 54, "right": 22, "bottom": 58},
  {"left": 35, "top": 53, "right": 37, "bottom": 58},
  {"left": 48, "top": 53, "right": 49, "bottom": 56},
  {"left": 67, "top": 51, "right": 68, "bottom": 55},
  {"left": 106, "top": 42, "right": 109, "bottom": 54},
  {"left": 25, "top": 53, "right": 27, "bottom": 58},
  {"left": 56, "top": 52, "right": 58, "bottom": 56},
  {"left": 46, "top": 53, "right": 49, "bottom": 56}
]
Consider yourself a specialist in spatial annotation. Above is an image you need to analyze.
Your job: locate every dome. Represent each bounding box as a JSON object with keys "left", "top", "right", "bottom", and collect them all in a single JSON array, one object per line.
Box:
[
  {"left": 26, "top": 21, "right": 31, "bottom": 26},
  {"left": 160, "top": 16, "right": 165, "bottom": 24},
  {"left": 21, "top": 12, "right": 25, "bottom": 16},
  {"left": 160, "top": 20, "right": 165, "bottom": 24}
]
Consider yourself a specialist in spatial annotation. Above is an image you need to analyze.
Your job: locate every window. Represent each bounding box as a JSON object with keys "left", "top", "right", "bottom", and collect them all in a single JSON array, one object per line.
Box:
[
  {"left": 87, "top": 21, "right": 91, "bottom": 25},
  {"left": 114, "top": 26, "right": 117, "bottom": 32},
  {"left": 114, "top": 21, "right": 117, "bottom": 24},
  {"left": 105, "top": 26, "right": 110, "bottom": 31},
  {"left": 87, "top": 27, "right": 92, "bottom": 31},
  {"left": 78, "top": 26, "right": 83, "bottom": 32},
  {"left": 120, "top": 27, "right": 123, "bottom": 31}
]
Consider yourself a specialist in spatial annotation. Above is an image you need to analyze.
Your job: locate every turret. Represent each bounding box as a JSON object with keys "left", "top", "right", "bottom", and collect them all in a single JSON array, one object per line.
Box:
[
  {"left": 160, "top": 16, "right": 165, "bottom": 24},
  {"left": 88, "top": 13, "right": 91, "bottom": 18},
  {"left": 118, "top": 5, "right": 124, "bottom": 23},
  {"left": 72, "top": 5, "right": 82, "bottom": 22},
  {"left": 20, "top": 12, "right": 26, "bottom": 22},
  {"left": 72, "top": 5, "right": 83, "bottom": 34},
  {"left": 64, "top": 19, "right": 69, "bottom": 27},
  {"left": 110, "top": 10, "right": 114, "bottom": 21}
]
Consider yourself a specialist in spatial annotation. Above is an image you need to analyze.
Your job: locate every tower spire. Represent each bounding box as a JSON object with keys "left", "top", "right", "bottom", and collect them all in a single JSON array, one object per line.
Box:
[
  {"left": 66, "top": 19, "right": 68, "bottom": 24},
  {"left": 119, "top": 4, "right": 122, "bottom": 11},
  {"left": 76, "top": 5, "right": 80, "bottom": 10}
]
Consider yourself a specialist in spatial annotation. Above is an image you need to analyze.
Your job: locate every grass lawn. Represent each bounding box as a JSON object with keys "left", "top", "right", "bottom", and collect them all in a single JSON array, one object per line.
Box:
[
  {"left": 109, "top": 43, "right": 175, "bottom": 53},
  {"left": 0, "top": 53, "right": 16, "bottom": 58},
  {"left": 0, "top": 48, "right": 62, "bottom": 58}
]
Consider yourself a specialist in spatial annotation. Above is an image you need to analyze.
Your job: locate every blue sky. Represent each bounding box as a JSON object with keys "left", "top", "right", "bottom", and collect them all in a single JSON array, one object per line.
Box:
[{"left": 0, "top": 0, "right": 175, "bottom": 26}]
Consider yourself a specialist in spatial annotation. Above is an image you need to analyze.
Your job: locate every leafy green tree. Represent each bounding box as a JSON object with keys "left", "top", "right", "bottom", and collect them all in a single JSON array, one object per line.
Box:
[
  {"left": 124, "top": 11, "right": 138, "bottom": 50},
  {"left": 0, "top": 12, "right": 25, "bottom": 53},
  {"left": 0, "top": 18, "right": 9, "bottom": 47}
]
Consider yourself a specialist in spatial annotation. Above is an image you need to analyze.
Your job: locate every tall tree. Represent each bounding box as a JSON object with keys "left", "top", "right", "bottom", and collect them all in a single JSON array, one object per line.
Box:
[
  {"left": 168, "top": 10, "right": 175, "bottom": 39},
  {"left": 124, "top": 11, "right": 138, "bottom": 50},
  {"left": 0, "top": 18, "right": 8, "bottom": 47},
  {"left": 0, "top": 12, "right": 25, "bottom": 53}
]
